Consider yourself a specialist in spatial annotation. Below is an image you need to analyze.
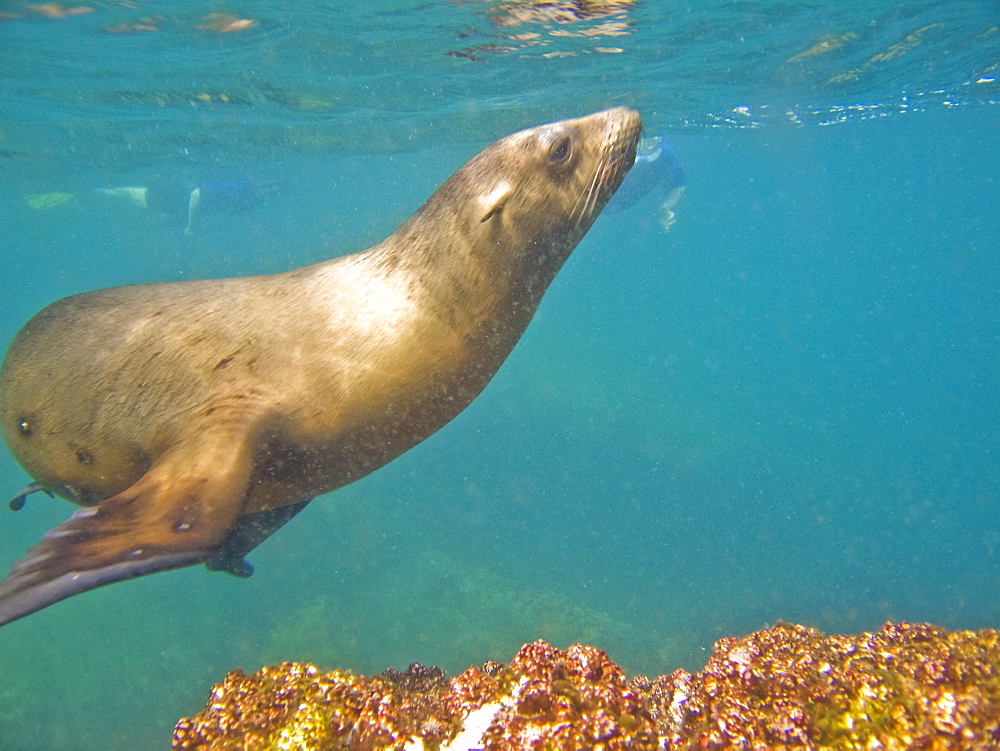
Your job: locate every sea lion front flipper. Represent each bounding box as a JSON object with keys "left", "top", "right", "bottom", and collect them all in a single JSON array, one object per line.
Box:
[
  {"left": 0, "top": 436, "right": 255, "bottom": 627},
  {"left": 205, "top": 498, "right": 312, "bottom": 578}
]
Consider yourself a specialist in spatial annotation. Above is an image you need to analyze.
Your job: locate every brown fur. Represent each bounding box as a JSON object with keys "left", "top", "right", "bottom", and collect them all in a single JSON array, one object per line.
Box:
[{"left": 0, "top": 107, "right": 641, "bottom": 625}]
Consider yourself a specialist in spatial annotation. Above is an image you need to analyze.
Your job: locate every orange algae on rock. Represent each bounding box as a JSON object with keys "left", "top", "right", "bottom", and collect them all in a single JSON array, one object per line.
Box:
[{"left": 175, "top": 623, "right": 1000, "bottom": 750}]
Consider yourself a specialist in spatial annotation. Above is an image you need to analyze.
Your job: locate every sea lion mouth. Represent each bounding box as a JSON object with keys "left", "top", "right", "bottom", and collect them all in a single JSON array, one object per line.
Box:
[{"left": 571, "top": 106, "right": 642, "bottom": 227}]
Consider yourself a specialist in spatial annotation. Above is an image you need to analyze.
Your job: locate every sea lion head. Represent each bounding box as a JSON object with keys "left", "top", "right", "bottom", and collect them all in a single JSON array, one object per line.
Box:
[
  {"left": 392, "top": 106, "right": 642, "bottom": 299},
  {"left": 469, "top": 106, "right": 642, "bottom": 233}
]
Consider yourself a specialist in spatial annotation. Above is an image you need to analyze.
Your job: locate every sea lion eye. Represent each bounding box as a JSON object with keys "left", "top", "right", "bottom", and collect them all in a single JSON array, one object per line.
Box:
[{"left": 550, "top": 136, "right": 572, "bottom": 163}]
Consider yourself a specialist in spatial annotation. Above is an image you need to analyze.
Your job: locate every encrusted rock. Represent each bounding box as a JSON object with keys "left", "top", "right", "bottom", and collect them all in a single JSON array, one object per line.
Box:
[
  {"left": 175, "top": 622, "right": 1000, "bottom": 749},
  {"left": 649, "top": 621, "right": 1000, "bottom": 749}
]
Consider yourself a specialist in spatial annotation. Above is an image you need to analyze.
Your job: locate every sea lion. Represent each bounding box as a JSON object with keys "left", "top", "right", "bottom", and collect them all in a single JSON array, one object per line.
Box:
[{"left": 0, "top": 107, "right": 642, "bottom": 626}]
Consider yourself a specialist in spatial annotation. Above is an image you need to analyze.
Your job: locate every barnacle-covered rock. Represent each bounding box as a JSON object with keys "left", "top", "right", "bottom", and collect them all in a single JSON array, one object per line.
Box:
[
  {"left": 173, "top": 661, "right": 457, "bottom": 750},
  {"left": 647, "top": 621, "right": 1000, "bottom": 748},
  {"left": 465, "top": 640, "right": 659, "bottom": 749},
  {"left": 175, "top": 622, "right": 1000, "bottom": 750},
  {"left": 174, "top": 640, "right": 659, "bottom": 750}
]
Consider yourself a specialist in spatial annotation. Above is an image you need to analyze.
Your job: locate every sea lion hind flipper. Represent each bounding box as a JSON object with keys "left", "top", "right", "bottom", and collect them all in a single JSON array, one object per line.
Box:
[
  {"left": 205, "top": 498, "right": 312, "bottom": 579},
  {"left": 0, "top": 441, "right": 254, "bottom": 626}
]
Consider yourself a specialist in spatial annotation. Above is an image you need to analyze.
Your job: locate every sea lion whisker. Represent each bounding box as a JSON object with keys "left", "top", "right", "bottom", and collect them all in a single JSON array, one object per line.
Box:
[
  {"left": 585, "top": 148, "right": 607, "bottom": 217},
  {"left": 579, "top": 135, "right": 619, "bottom": 226},
  {"left": 573, "top": 157, "right": 603, "bottom": 227}
]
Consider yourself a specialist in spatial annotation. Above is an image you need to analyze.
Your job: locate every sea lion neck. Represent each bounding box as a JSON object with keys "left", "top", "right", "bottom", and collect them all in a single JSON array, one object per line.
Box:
[{"left": 365, "top": 106, "right": 643, "bottom": 319}]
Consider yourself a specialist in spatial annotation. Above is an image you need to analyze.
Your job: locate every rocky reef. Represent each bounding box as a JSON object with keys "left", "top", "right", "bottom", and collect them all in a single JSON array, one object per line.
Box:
[{"left": 174, "top": 621, "right": 1000, "bottom": 749}]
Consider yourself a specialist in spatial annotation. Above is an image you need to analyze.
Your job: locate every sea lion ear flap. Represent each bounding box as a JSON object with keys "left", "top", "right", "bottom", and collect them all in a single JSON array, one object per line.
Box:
[{"left": 480, "top": 182, "right": 511, "bottom": 223}]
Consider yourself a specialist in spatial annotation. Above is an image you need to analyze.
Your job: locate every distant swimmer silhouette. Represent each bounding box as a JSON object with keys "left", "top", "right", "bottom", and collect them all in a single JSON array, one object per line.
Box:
[
  {"left": 97, "top": 176, "right": 257, "bottom": 235},
  {"left": 606, "top": 135, "right": 686, "bottom": 230}
]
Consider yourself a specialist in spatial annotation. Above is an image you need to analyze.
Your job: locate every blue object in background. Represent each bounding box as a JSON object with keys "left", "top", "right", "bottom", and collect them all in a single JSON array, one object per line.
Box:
[
  {"left": 606, "top": 136, "right": 687, "bottom": 230},
  {"left": 96, "top": 175, "right": 259, "bottom": 235},
  {"left": 607, "top": 137, "right": 686, "bottom": 213},
  {"left": 179, "top": 177, "right": 258, "bottom": 234}
]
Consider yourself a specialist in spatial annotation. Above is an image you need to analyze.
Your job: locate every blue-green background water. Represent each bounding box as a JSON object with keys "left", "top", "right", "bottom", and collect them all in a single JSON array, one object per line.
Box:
[{"left": 1, "top": 0, "right": 998, "bottom": 747}]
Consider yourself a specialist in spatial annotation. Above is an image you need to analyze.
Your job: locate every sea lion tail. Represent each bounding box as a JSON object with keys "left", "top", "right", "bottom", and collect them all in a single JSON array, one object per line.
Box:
[{"left": 205, "top": 499, "right": 312, "bottom": 578}]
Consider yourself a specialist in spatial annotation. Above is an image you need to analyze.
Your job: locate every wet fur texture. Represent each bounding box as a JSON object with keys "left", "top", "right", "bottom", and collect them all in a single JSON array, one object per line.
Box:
[{"left": 0, "top": 108, "right": 642, "bottom": 625}]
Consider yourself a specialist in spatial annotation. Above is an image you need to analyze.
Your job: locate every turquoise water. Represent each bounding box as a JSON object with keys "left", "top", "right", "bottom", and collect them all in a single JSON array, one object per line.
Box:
[{"left": 1, "top": 1, "right": 999, "bottom": 747}]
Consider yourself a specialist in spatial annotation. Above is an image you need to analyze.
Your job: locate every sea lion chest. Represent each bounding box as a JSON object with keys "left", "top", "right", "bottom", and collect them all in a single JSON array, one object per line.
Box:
[{"left": 0, "top": 243, "right": 515, "bottom": 511}]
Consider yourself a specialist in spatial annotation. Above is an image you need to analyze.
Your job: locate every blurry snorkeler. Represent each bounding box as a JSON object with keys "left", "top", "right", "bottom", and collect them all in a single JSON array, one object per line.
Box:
[
  {"left": 97, "top": 176, "right": 258, "bottom": 235},
  {"left": 605, "top": 135, "right": 685, "bottom": 230}
]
